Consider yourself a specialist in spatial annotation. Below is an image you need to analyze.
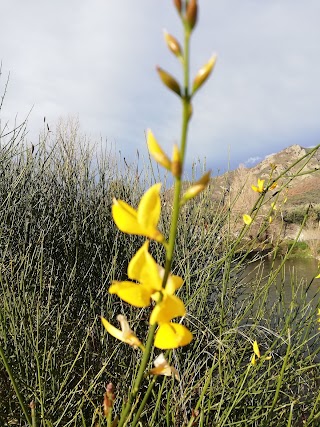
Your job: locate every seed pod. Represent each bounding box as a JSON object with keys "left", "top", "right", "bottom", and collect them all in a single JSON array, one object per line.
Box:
[
  {"left": 163, "top": 30, "right": 183, "bottom": 59},
  {"left": 156, "top": 66, "right": 181, "bottom": 97},
  {"left": 192, "top": 55, "right": 217, "bottom": 94},
  {"left": 186, "top": 0, "right": 198, "bottom": 30}
]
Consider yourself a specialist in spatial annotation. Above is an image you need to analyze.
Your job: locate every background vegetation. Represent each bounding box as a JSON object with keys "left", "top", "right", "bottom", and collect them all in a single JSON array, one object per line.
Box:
[{"left": 0, "top": 115, "right": 319, "bottom": 426}]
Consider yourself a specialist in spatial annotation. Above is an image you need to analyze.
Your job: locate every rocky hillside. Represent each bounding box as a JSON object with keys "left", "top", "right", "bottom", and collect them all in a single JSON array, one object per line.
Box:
[{"left": 211, "top": 144, "right": 320, "bottom": 208}]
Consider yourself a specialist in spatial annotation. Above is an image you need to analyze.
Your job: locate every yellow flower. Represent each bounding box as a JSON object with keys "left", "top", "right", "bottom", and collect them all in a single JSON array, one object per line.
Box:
[
  {"left": 315, "top": 273, "right": 320, "bottom": 279},
  {"left": 101, "top": 314, "right": 144, "bottom": 350},
  {"left": 253, "top": 340, "right": 261, "bottom": 358},
  {"left": 109, "top": 241, "right": 182, "bottom": 307},
  {"left": 154, "top": 323, "right": 193, "bottom": 349},
  {"left": 243, "top": 214, "right": 252, "bottom": 225},
  {"left": 270, "top": 182, "right": 278, "bottom": 190},
  {"left": 112, "top": 183, "right": 165, "bottom": 243},
  {"left": 251, "top": 179, "right": 265, "bottom": 193},
  {"left": 149, "top": 353, "right": 180, "bottom": 380}
]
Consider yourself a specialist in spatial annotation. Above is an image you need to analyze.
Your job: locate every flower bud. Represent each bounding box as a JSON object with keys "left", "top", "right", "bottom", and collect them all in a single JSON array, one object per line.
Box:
[
  {"left": 173, "top": 0, "right": 182, "bottom": 14},
  {"left": 163, "top": 30, "right": 183, "bottom": 59},
  {"left": 186, "top": 0, "right": 198, "bottom": 30},
  {"left": 156, "top": 66, "right": 181, "bottom": 97},
  {"left": 103, "top": 383, "right": 115, "bottom": 417},
  {"left": 181, "top": 171, "right": 211, "bottom": 204},
  {"left": 147, "top": 129, "right": 171, "bottom": 170},
  {"left": 171, "top": 144, "right": 182, "bottom": 178},
  {"left": 192, "top": 55, "right": 217, "bottom": 94}
]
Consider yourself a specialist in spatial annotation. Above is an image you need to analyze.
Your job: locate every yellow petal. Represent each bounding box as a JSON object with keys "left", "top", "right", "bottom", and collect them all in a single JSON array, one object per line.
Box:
[
  {"left": 315, "top": 273, "right": 320, "bottom": 279},
  {"left": 112, "top": 199, "right": 144, "bottom": 235},
  {"left": 128, "top": 241, "right": 162, "bottom": 290},
  {"left": 243, "top": 214, "right": 252, "bottom": 225},
  {"left": 154, "top": 323, "right": 192, "bottom": 349},
  {"left": 150, "top": 294, "right": 186, "bottom": 325},
  {"left": 147, "top": 129, "right": 171, "bottom": 170},
  {"left": 253, "top": 340, "right": 261, "bottom": 358},
  {"left": 109, "top": 281, "right": 153, "bottom": 307},
  {"left": 251, "top": 353, "right": 256, "bottom": 366},
  {"left": 251, "top": 179, "right": 265, "bottom": 193},
  {"left": 165, "top": 274, "right": 184, "bottom": 295},
  {"left": 137, "top": 184, "right": 164, "bottom": 242}
]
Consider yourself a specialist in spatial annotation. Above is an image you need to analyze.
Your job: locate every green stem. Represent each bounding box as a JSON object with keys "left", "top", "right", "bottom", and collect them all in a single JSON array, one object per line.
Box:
[
  {"left": 0, "top": 344, "right": 32, "bottom": 426},
  {"left": 117, "top": 324, "right": 157, "bottom": 427},
  {"left": 118, "top": 13, "right": 192, "bottom": 427}
]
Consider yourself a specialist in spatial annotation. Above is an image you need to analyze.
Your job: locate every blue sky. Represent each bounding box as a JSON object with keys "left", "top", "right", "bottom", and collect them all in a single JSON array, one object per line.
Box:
[{"left": 1, "top": 0, "right": 320, "bottom": 175}]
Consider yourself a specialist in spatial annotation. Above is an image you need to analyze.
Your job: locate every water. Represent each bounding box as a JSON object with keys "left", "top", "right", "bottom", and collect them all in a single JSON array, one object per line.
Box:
[{"left": 243, "top": 256, "right": 319, "bottom": 306}]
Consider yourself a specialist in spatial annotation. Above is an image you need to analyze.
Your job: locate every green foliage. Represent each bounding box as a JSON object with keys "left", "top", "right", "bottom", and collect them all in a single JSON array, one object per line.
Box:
[{"left": 0, "top": 128, "right": 319, "bottom": 426}]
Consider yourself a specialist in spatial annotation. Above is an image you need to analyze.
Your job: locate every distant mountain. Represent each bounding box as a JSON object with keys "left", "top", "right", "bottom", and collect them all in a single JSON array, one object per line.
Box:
[{"left": 211, "top": 144, "right": 320, "bottom": 208}]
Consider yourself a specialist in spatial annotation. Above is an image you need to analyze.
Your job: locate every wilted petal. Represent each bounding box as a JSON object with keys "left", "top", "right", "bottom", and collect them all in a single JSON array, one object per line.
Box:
[
  {"left": 101, "top": 315, "right": 143, "bottom": 349},
  {"left": 154, "top": 323, "right": 192, "bottom": 349},
  {"left": 149, "top": 353, "right": 180, "bottom": 380}
]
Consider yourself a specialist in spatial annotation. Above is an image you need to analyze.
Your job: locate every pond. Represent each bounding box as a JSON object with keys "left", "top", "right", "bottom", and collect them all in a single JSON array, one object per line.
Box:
[{"left": 243, "top": 256, "right": 320, "bottom": 306}]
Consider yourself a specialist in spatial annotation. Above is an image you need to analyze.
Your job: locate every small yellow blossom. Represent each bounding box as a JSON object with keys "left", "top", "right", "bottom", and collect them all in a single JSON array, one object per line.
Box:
[
  {"left": 315, "top": 273, "right": 320, "bottom": 279},
  {"left": 109, "top": 241, "right": 182, "bottom": 307},
  {"left": 253, "top": 340, "right": 261, "bottom": 358},
  {"left": 251, "top": 340, "right": 271, "bottom": 365},
  {"left": 112, "top": 183, "right": 165, "bottom": 243},
  {"left": 101, "top": 315, "right": 144, "bottom": 350},
  {"left": 251, "top": 179, "right": 265, "bottom": 193},
  {"left": 243, "top": 214, "right": 252, "bottom": 225},
  {"left": 270, "top": 182, "right": 278, "bottom": 190},
  {"left": 149, "top": 353, "right": 180, "bottom": 380}
]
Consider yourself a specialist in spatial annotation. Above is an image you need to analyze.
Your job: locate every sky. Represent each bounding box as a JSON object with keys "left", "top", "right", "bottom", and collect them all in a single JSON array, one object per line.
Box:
[{"left": 1, "top": 0, "right": 320, "bottom": 175}]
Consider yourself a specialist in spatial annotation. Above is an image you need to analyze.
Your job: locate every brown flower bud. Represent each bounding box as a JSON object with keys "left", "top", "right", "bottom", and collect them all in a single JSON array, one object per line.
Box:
[
  {"left": 103, "top": 383, "right": 115, "bottom": 417},
  {"left": 173, "top": 0, "right": 182, "bottom": 14},
  {"left": 156, "top": 66, "right": 181, "bottom": 97},
  {"left": 163, "top": 30, "right": 183, "bottom": 59},
  {"left": 192, "top": 55, "right": 217, "bottom": 94},
  {"left": 186, "top": 0, "right": 198, "bottom": 30}
]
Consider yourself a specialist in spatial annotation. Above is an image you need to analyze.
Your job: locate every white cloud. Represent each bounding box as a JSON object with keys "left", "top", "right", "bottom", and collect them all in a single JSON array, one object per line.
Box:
[{"left": 1, "top": 0, "right": 320, "bottom": 172}]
